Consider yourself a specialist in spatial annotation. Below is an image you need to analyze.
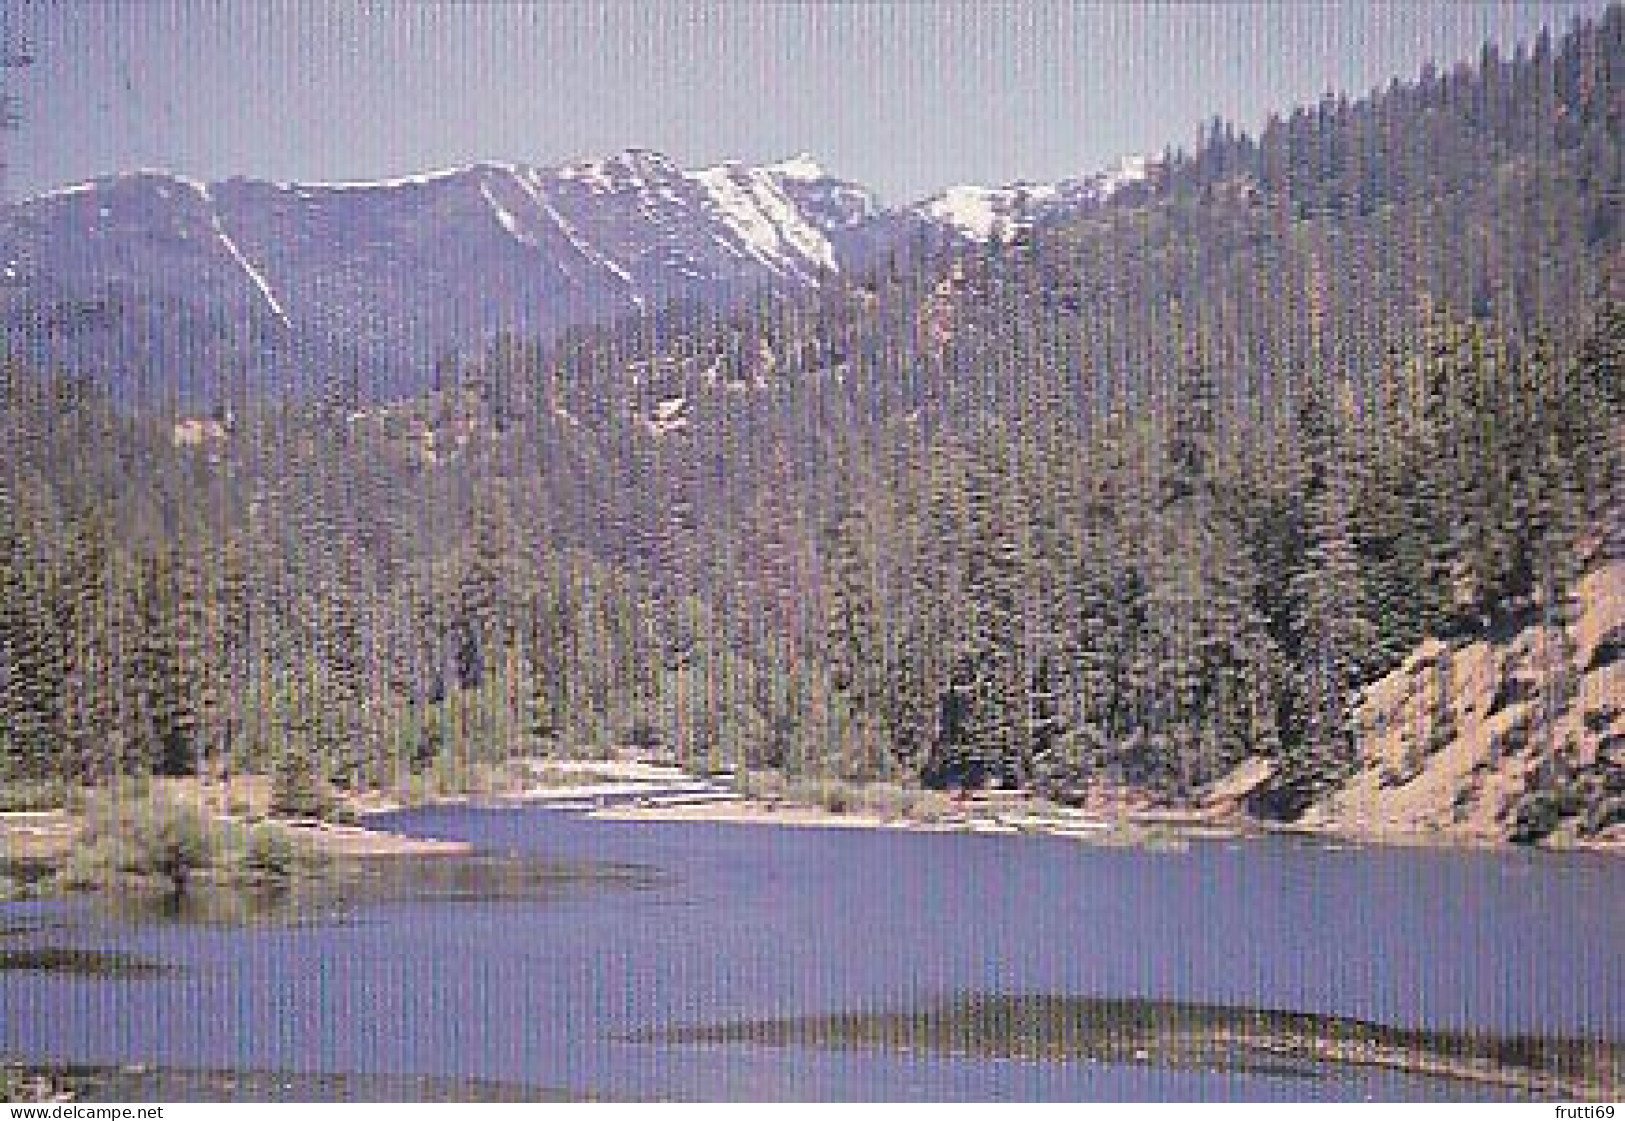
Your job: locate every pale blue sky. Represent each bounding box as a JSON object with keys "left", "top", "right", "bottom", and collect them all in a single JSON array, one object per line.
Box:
[{"left": 4, "top": 2, "right": 1612, "bottom": 205}]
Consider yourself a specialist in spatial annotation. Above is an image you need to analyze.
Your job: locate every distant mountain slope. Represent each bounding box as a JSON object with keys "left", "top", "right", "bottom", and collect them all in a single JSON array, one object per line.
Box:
[{"left": 0, "top": 150, "right": 1142, "bottom": 402}]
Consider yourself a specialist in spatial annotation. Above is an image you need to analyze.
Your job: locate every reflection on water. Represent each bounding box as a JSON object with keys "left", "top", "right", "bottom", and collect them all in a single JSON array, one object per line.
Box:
[
  {"left": 3, "top": 807, "right": 1621, "bottom": 1101},
  {"left": 5, "top": 849, "right": 665, "bottom": 929}
]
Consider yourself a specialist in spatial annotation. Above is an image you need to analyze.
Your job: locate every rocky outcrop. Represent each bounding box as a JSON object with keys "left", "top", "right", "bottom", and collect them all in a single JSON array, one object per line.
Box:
[{"left": 1301, "top": 560, "right": 1623, "bottom": 846}]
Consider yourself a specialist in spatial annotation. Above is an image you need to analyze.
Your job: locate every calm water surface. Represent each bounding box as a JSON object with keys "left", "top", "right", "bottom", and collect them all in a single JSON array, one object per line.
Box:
[{"left": 3, "top": 808, "right": 1620, "bottom": 1100}]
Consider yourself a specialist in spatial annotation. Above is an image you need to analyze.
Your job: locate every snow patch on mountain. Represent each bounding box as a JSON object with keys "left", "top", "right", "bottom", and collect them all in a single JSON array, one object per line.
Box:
[
  {"left": 694, "top": 163, "right": 837, "bottom": 277},
  {"left": 212, "top": 216, "right": 290, "bottom": 327},
  {"left": 274, "top": 166, "right": 470, "bottom": 192},
  {"left": 1103, "top": 153, "right": 1151, "bottom": 189},
  {"left": 173, "top": 174, "right": 213, "bottom": 200},
  {"left": 480, "top": 181, "right": 530, "bottom": 244},
  {"left": 920, "top": 155, "right": 1153, "bottom": 242},
  {"left": 764, "top": 153, "right": 826, "bottom": 181},
  {"left": 923, "top": 180, "right": 1068, "bottom": 240},
  {"left": 540, "top": 199, "right": 643, "bottom": 309},
  {"left": 132, "top": 174, "right": 293, "bottom": 326},
  {"left": 25, "top": 181, "right": 97, "bottom": 203},
  {"left": 557, "top": 160, "right": 613, "bottom": 192},
  {"left": 923, "top": 186, "right": 1005, "bottom": 242}
]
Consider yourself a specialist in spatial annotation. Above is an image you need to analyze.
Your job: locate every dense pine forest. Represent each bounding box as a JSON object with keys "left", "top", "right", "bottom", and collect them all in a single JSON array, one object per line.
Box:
[{"left": 2, "top": 11, "right": 1621, "bottom": 838}]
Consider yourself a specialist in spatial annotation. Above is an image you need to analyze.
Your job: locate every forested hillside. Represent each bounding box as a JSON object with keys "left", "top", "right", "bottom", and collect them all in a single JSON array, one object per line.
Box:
[{"left": 2, "top": 9, "right": 1620, "bottom": 841}]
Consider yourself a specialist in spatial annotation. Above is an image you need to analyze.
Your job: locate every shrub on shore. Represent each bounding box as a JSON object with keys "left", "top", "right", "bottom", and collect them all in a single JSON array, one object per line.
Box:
[
  {"left": 55, "top": 793, "right": 323, "bottom": 897},
  {"left": 765, "top": 774, "right": 955, "bottom": 823},
  {"left": 59, "top": 795, "right": 215, "bottom": 897},
  {"left": 239, "top": 823, "right": 317, "bottom": 888}
]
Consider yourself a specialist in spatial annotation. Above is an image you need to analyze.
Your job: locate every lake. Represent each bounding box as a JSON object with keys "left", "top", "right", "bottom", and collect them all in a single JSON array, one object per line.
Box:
[{"left": 3, "top": 808, "right": 1621, "bottom": 1100}]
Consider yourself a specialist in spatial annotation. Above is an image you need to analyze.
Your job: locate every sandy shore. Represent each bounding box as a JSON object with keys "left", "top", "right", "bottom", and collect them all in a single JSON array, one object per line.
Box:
[
  {"left": 0, "top": 811, "right": 78, "bottom": 861},
  {"left": 592, "top": 801, "right": 932, "bottom": 831},
  {"left": 587, "top": 800, "right": 1252, "bottom": 846},
  {"left": 583, "top": 786, "right": 1623, "bottom": 851},
  {"left": 585, "top": 789, "right": 1248, "bottom": 845},
  {"left": 8, "top": 756, "right": 1618, "bottom": 856},
  {"left": 276, "top": 821, "right": 473, "bottom": 856}
]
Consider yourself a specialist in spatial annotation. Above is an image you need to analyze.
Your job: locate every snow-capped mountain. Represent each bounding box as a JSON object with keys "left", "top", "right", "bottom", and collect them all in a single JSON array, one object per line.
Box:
[
  {"left": 0, "top": 149, "right": 1148, "bottom": 400},
  {"left": 914, "top": 155, "right": 1152, "bottom": 242}
]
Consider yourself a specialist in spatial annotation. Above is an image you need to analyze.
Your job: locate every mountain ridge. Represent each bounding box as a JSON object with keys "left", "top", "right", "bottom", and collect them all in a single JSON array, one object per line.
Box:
[{"left": 0, "top": 149, "right": 1148, "bottom": 401}]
